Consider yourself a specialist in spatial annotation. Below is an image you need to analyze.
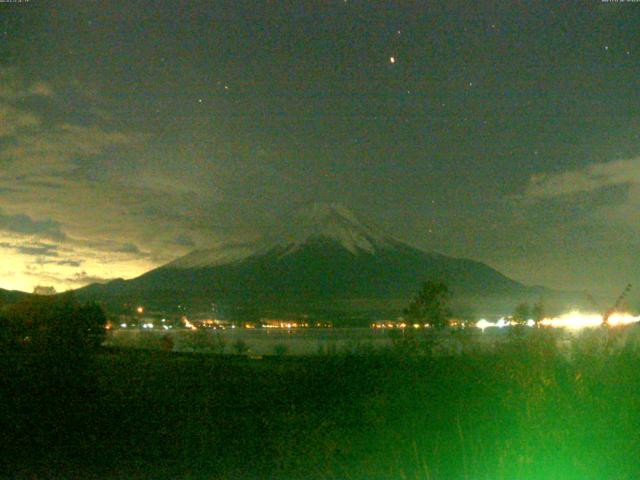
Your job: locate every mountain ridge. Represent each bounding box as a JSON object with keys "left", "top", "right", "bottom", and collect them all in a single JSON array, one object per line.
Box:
[{"left": 76, "top": 203, "right": 559, "bottom": 322}]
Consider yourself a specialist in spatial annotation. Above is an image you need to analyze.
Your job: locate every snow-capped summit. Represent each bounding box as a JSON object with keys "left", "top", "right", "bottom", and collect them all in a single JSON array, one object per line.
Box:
[
  {"left": 169, "top": 203, "right": 391, "bottom": 269},
  {"left": 274, "top": 202, "right": 391, "bottom": 255}
]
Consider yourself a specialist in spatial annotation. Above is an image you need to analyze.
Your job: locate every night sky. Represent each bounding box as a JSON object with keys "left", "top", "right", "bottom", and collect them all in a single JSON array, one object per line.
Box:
[{"left": 1, "top": 1, "right": 639, "bottom": 298}]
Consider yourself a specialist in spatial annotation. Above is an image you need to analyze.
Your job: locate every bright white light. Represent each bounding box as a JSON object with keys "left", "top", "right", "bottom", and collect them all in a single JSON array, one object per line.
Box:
[
  {"left": 476, "top": 310, "right": 640, "bottom": 332},
  {"left": 389, "top": 56, "right": 396, "bottom": 64},
  {"left": 540, "top": 311, "right": 602, "bottom": 329},
  {"left": 606, "top": 312, "right": 640, "bottom": 327},
  {"left": 540, "top": 310, "right": 640, "bottom": 330},
  {"left": 120, "top": 323, "right": 127, "bottom": 328},
  {"left": 476, "top": 319, "right": 492, "bottom": 331}
]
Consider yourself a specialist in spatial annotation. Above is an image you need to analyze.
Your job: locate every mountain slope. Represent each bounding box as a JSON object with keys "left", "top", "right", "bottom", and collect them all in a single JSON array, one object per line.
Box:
[
  {"left": 0, "top": 288, "right": 30, "bottom": 305},
  {"left": 77, "top": 203, "right": 549, "bottom": 321}
]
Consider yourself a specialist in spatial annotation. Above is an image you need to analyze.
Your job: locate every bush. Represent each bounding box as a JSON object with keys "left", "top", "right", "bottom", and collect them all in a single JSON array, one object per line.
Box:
[
  {"left": 232, "top": 339, "right": 250, "bottom": 355},
  {"left": 273, "top": 343, "right": 289, "bottom": 357}
]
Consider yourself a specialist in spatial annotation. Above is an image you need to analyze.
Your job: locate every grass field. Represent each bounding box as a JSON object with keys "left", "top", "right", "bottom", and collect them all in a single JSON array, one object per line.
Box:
[{"left": 2, "top": 327, "right": 640, "bottom": 479}]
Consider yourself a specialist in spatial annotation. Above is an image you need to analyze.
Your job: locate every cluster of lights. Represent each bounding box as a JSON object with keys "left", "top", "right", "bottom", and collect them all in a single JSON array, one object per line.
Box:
[
  {"left": 260, "top": 320, "right": 330, "bottom": 329},
  {"left": 372, "top": 322, "right": 430, "bottom": 329},
  {"left": 263, "top": 321, "right": 309, "bottom": 329},
  {"left": 182, "top": 317, "right": 197, "bottom": 331},
  {"left": 476, "top": 318, "right": 535, "bottom": 331},
  {"left": 197, "top": 319, "right": 231, "bottom": 330}
]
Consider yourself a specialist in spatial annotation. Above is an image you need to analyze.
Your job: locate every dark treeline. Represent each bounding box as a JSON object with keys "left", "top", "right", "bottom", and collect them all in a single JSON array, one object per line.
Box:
[
  {"left": 0, "top": 292, "right": 106, "bottom": 354},
  {"left": 0, "top": 293, "right": 108, "bottom": 476}
]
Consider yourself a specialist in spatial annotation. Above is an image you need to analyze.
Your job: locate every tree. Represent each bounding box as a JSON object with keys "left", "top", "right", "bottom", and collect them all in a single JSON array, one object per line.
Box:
[
  {"left": 2, "top": 293, "right": 107, "bottom": 354},
  {"left": 531, "top": 298, "right": 545, "bottom": 327},
  {"left": 404, "top": 281, "right": 452, "bottom": 330},
  {"left": 77, "top": 301, "right": 108, "bottom": 349},
  {"left": 512, "top": 302, "right": 530, "bottom": 325}
]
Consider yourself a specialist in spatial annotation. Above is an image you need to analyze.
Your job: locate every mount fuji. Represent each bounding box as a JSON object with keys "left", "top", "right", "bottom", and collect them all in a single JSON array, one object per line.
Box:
[{"left": 77, "top": 203, "right": 547, "bottom": 322}]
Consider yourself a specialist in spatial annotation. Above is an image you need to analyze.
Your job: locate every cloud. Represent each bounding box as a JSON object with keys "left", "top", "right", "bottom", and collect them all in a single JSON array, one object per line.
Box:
[
  {"left": 0, "top": 210, "right": 67, "bottom": 241},
  {"left": 65, "top": 271, "right": 114, "bottom": 284},
  {"left": 0, "top": 67, "right": 264, "bottom": 292},
  {"left": 0, "top": 104, "right": 40, "bottom": 137},
  {"left": 54, "top": 259, "right": 83, "bottom": 267},
  {"left": 21, "top": 267, "right": 113, "bottom": 286},
  {"left": 173, "top": 234, "right": 195, "bottom": 247},
  {"left": 0, "top": 123, "right": 136, "bottom": 178},
  {"left": 15, "top": 243, "right": 59, "bottom": 257},
  {"left": 525, "top": 157, "right": 640, "bottom": 199},
  {"left": 0, "top": 68, "right": 54, "bottom": 101},
  {"left": 0, "top": 68, "right": 52, "bottom": 137},
  {"left": 521, "top": 156, "right": 640, "bottom": 240},
  {"left": 114, "top": 242, "right": 141, "bottom": 254}
]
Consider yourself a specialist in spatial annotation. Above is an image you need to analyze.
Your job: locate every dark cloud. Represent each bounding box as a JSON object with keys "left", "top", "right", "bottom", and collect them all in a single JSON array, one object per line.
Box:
[
  {"left": 22, "top": 268, "right": 113, "bottom": 286},
  {"left": 55, "top": 259, "right": 83, "bottom": 267},
  {"left": 114, "top": 242, "right": 141, "bottom": 254},
  {"left": 0, "top": 209, "right": 66, "bottom": 241},
  {"left": 66, "top": 271, "right": 113, "bottom": 285},
  {"left": 15, "top": 243, "right": 58, "bottom": 257},
  {"left": 173, "top": 234, "right": 195, "bottom": 248}
]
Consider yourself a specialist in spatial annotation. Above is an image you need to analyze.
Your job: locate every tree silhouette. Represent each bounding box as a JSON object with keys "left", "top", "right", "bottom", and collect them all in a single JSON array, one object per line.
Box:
[
  {"left": 1, "top": 293, "right": 107, "bottom": 354},
  {"left": 512, "top": 302, "right": 530, "bottom": 325},
  {"left": 531, "top": 298, "right": 545, "bottom": 326},
  {"left": 404, "top": 281, "right": 452, "bottom": 330}
]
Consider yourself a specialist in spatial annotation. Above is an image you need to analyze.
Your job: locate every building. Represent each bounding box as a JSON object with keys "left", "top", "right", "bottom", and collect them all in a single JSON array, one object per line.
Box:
[{"left": 33, "top": 286, "right": 56, "bottom": 296}]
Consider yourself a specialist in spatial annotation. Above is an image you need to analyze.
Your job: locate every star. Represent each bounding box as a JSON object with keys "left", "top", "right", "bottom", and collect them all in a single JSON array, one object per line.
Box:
[
  {"left": 389, "top": 56, "right": 396, "bottom": 64},
  {"left": 198, "top": 98, "right": 203, "bottom": 103}
]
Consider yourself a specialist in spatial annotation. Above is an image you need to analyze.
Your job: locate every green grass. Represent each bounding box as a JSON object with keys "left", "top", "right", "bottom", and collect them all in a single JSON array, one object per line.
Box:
[{"left": 2, "top": 328, "right": 640, "bottom": 479}]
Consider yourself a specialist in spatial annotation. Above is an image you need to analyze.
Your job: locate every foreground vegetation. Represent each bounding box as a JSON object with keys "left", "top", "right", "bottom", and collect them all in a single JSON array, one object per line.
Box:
[{"left": 2, "top": 325, "right": 640, "bottom": 479}]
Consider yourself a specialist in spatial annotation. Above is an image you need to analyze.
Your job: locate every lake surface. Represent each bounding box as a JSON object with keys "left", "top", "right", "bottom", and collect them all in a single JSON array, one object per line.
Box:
[{"left": 104, "top": 327, "right": 560, "bottom": 356}]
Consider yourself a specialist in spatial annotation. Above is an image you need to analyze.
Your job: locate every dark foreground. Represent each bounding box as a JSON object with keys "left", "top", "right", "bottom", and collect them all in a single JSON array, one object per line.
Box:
[{"left": 2, "top": 329, "right": 640, "bottom": 479}]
